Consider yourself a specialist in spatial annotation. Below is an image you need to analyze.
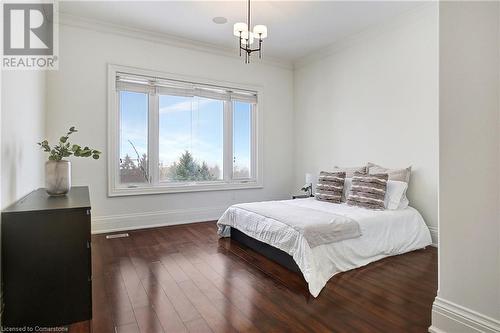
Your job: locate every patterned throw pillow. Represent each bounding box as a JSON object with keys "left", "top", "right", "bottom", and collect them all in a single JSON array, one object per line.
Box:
[
  {"left": 333, "top": 165, "right": 367, "bottom": 178},
  {"left": 315, "top": 171, "right": 346, "bottom": 203},
  {"left": 347, "top": 172, "right": 388, "bottom": 210}
]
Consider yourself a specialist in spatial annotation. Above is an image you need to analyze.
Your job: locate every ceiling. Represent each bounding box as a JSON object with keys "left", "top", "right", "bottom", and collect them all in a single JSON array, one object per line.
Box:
[{"left": 60, "top": 1, "right": 422, "bottom": 62}]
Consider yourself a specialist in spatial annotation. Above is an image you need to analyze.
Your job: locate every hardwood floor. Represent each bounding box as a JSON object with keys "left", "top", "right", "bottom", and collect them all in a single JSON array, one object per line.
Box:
[{"left": 69, "top": 222, "right": 437, "bottom": 333}]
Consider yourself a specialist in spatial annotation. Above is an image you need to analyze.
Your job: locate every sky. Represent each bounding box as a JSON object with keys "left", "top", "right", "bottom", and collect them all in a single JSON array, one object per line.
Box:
[{"left": 119, "top": 91, "right": 251, "bottom": 175}]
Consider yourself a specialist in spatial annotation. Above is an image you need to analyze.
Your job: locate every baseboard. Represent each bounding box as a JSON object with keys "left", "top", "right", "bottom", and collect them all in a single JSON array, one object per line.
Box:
[
  {"left": 429, "top": 297, "right": 500, "bottom": 333},
  {"left": 91, "top": 206, "right": 227, "bottom": 234},
  {"left": 428, "top": 226, "right": 438, "bottom": 247}
]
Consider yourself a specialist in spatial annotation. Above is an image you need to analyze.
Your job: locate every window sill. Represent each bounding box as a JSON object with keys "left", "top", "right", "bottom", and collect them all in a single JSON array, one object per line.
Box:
[{"left": 108, "top": 181, "right": 263, "bottom": 197}]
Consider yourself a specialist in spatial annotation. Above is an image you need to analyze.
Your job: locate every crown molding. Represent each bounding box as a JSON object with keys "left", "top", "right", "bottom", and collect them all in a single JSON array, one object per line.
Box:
[
  {"left": 58, "top": 12, "right": 293, "bottom": 70},
  {"left": 293, "top": 2, "right": 438, "bottom": 70}
]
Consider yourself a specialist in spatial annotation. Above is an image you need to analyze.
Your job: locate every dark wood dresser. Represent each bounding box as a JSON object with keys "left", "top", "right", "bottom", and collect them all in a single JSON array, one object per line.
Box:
[{"left": 1, "top": 186, "right": 92, "bottom": 328}]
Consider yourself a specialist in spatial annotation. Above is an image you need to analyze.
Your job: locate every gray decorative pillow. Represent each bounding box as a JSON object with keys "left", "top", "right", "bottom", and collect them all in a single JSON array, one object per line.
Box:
[
  {"left": 367, "top": 162, "right": 411, "bottom": 183},
  {"left": 347, "top": 172, "right": 388, "bottom": 210},
  {"left": 333, "top": 165, "right": 367, "bottom": 178},
  {"left": 315, "top": 171, "right": 346, "bottom": 203}
]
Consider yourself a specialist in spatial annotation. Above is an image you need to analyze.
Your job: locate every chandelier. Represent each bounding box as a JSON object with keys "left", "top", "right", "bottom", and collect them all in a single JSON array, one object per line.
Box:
[{"left": 233, "top": 0, "right": 268, "bottom": 63}]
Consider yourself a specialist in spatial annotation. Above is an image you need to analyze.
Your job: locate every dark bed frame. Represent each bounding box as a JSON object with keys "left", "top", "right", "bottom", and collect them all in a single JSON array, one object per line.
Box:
[{"left": 230, "top": 228, "right": 301, "bottom": 274}]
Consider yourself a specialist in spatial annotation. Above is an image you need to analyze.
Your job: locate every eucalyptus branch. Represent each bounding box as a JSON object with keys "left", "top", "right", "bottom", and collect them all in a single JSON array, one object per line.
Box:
[
  {"left": 128, "top": 140, "right": 149, "bottom": 181},
  {"left": 38, "top": 126, "right": 101, "bottom": 161}
]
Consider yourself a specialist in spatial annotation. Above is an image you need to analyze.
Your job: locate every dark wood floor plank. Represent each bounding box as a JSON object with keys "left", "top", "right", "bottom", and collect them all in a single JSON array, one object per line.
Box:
[
  {"left": 171, "top": 251, "right": 263, "bottom": 333},
  {"left": 194, "top": 244, "right": 339, "bottom": 332},
  {"left": 116, "top": 322, "right": 141, "bottom": 333},
  {"left": 112, "top": 238, "right": 167, "bottom": 333},
  {"left": 76, "top": 221, "right": 437, "bottom": 333},
  {"left": 217, "top": 254, "right": 335, "bottom": 332},
  {"left": 161, "top": 254, "right": 191, "bottom": 284},
  {"left": 90, "top": 236, "right": 120, "bottom": 333},
  {"left": 178, "top": 243, "right": 312, "bottom": 333},
  {"left": 184, "top": 318, "right": 213, "bottom": 333},
  {"left": 119, "top": 257, "right": 151, "bottom": 310},
  {"left": 178, "top": 244, "right": 296, "bottom": 332},
  {"left": 140, "top": 275, "right": 187, "bottom": 333},
  {"left": 133, "top": 306, "right": 165, "bottom": 333},
  {"left": 148, "top": 261, "right": 202, "bottom": 324},
  {"left": 178, "top": 279, "right": 238, "bottom": 333},
  {"left": 125, "top": 232, "right": 189, "bottom": 333},
  {"left": 207, "top": 249, "right": 353, "bottom": 333}
]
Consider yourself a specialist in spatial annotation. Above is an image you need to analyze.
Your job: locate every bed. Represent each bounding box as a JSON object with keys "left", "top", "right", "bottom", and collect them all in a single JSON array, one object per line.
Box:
[{"left": 217, "top": 197, "right": 432, "bottom": 297}]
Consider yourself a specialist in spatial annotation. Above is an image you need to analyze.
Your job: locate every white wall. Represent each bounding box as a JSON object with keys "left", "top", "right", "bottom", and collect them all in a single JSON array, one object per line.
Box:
[
  {"left": 1, "top": 71, "right": 46, "bottom": 209},
  {"left": 293, "top": 5, "right": 439, "bottom": 239},
  {"left": 46, "top": 23, "right": 294, "bottom": 233},
  {"left": 431, "top": 2, "right": 500, "bottom": 332}
]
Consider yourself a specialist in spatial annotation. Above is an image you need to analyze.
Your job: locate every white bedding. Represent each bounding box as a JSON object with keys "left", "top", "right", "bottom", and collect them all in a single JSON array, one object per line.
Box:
[
  {"left": 231, "top": 201, "right": 361, "bottom": 247},
  {"left": 217, "top": 198, "right": 432, "bottom": 297}
]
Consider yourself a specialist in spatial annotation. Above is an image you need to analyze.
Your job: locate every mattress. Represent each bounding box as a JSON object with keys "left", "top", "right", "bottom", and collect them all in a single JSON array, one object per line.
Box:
[{"left": 217, "top": 197, "right": 432, "bottom": 297}]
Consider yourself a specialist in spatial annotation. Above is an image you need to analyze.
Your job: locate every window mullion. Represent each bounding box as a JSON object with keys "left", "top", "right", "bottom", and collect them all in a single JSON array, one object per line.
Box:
[{"left": 148, "top": 90, "right": 160, "bottom": 186}]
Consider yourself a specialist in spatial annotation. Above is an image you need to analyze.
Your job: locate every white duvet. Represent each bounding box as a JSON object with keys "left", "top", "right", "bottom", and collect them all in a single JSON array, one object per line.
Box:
[{"left": 217, "top": 198, "right": 432, "bottom": 297}]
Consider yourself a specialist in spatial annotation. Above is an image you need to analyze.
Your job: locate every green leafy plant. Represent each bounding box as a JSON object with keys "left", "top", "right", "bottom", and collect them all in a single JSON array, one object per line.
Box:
[{"left": 38, "top": 126, "right": 101, "bottom": 161}]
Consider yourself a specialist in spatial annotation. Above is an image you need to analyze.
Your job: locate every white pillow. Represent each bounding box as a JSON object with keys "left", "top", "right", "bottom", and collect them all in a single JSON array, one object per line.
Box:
[
  {"left": 385, "top": 180, "right": 409, "bottom": 210},
  {"left": 398, "top": 189, "right": 410, "bottom": 209},
  {"left": 343, "top": 178, "right": 408, "bottom": 209}
]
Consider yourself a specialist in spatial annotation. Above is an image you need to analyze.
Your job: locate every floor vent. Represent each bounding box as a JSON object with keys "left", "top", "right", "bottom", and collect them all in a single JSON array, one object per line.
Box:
[{"left": 106, "top": 233, "right": 129, "bottom": 239}]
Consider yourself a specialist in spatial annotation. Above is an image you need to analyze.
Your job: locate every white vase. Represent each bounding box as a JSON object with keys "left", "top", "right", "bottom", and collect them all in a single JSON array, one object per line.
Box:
[{"left": 45, "top": 160, "right": 71, "bottom": 196}]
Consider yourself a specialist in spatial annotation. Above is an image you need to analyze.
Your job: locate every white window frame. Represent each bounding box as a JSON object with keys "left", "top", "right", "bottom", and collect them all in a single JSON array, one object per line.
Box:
[{"left": 107, "top": 64, "right": 263, "bottom": 197}]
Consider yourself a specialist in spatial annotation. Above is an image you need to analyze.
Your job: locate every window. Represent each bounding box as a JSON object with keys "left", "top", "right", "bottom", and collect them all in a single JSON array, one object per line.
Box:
[
  {"left": 233, "top": 101, "right": 252, "bottom": 179},
  {"left": 108, "top": 65, "right": 262, "bottom": 196},
  {"left": 158, "top": 96, "right": 224, "bottom": 183},
  {"left": 119, "top": 91, "right": 149, "bottom": 184}
]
